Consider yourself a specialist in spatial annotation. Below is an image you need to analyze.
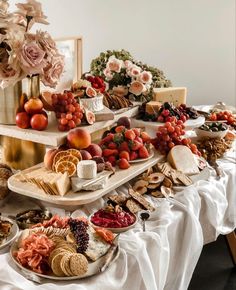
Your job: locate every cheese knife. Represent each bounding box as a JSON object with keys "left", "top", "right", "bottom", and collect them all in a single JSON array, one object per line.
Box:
[{"left": 100, "top": 234, "right": 119, "bottom": 273}]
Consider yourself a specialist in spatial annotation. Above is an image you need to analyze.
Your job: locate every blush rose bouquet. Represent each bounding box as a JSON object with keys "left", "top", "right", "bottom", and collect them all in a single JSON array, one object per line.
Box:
[
  {"left": 90, "top": 49, "right": 171, "bottom": 101},
  {"left": 0, "top": 0, "right": 64, "bottom": 89}
]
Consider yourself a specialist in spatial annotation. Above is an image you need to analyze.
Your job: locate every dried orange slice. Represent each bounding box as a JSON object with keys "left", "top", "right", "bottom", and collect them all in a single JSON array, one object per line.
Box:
[
  {"left": 55, "top": 161, "right": 76, "bottom": 177},
  {"left": 53, "top": 151, "right": 70, "bottom": 168},
  {"left": 57, "top": 155, "right": 79, "bottom": 166},
  {"left": 67, "top": 149, "right": 82, "bottom": 161}
]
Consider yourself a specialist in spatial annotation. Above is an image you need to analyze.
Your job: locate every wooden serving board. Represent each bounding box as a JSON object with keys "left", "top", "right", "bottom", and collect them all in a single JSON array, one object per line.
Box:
[{"left": 8, "top": 152, "right": 164, "bottom": 206}]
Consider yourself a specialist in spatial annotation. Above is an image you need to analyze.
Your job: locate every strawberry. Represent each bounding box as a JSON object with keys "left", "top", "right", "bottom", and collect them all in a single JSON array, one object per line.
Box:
[
  {"left": 132, "top": 128, "right": 141, "bottom": 137},
  {"left": 129, "top": 140, "right": 142, "bottom": 151},
  {"left": 138, "top": 146, "right": 149, "bottom": 159},
  {"left": 140, "top": 131, "right": 151, "bottom": 143},
  {"left": 125, "top": 129, "right": 136, "bottom": 141},
  {"left": 118, "top": 158, "right": 130, "bottom": 169},
  {"left": 134, "top": 136, "right": 143, "bottom": 144},
  {"left": 103, "top": 149, "right": 119, "bottom": 157},
  {"left": 119, "top": 151, "right": 130, "bottom": 161},
  {"left": 115, "top": 126, "right": 126, "bottom": 133},
  {"left": 113, "top": 133, "right": 124, "bottom": 144},
  {"left": 108, "top": 155, "right": 116, "bottom": 166},
  {"left": 108, "top": 142, "right": 117, "bottom": 149},
  {"left": 119, "top": 141, "right": 130, "bottom": 152},
  {"left": 102, "top": 133, "right": 114, "bottom": 144},
  {"left": 130, "top": 151, "right": 138, "bottom": 161}
]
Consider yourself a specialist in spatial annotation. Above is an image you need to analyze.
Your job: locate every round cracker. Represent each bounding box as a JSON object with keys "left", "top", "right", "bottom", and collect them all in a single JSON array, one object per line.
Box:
[
  {"left": 60, "top": 254, "right": 73, "bottom": 276},
  {"left": 49, "top": 248, "right": 68, "bottom": 266},
  {"left": 51, "top": 253, "right": 66, "bottom": 277},
  {"left": 69, "top": 253, "right": 88, "bottom": 276}
]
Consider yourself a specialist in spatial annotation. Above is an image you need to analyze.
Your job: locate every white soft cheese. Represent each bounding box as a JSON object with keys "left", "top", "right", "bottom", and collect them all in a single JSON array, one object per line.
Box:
[{"left": 167, "top": 145, "right": 199, "bottom": 175}]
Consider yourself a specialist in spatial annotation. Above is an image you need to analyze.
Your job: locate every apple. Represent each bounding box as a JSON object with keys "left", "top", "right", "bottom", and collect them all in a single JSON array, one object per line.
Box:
[
  {"left": 30, "top": 114, "right": 48, "bottom": 131},
  {"left": 24, "top": 98, "right": 43, "bottom": 115},
  {"left": 16, "top": 112, "right": 31, "bottom": 129}
]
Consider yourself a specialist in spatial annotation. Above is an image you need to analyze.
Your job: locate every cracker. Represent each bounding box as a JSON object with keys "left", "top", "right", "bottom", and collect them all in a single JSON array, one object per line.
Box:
[
  {"left": 128, "top": 189, "right": 154, "bottom": 211},
  {"left": 69, "top": 253, "right": 88, "bottom": 276},
  {"left": 51, "top": 253, "right": 66, "bottom": 276},
  {"left": 60, "top": 253, "right": 73, "bottom": 276},
  {"left": 126, "top": 199, "right": 143, "bottom": 214}
]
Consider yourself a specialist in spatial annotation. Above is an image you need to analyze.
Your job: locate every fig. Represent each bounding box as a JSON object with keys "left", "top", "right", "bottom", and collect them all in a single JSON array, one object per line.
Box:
[
  {"left": 97, "top": 162, "right": 105, "bottom": 173},
  {"left": 86, "top": 87, "right": 97, "bottom": 98},
  {"left": 117, "top": 116, "right": 131, "bottom": 129},
  {"left": 85, "top": 110, "right": 95, "bottom": 125},
  {"left": 92, "top": 156, "right": 105, "bottom": 164}
]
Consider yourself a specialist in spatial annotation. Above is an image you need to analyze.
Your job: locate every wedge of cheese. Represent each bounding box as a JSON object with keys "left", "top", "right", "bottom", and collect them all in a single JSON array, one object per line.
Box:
[
  {"left": 167, "top": 145, "right": 199, "bottom": 175},
  {"left": 153, "top": 87, "right": 187, "bottom": 106},
  {"left": 145, "top": 101, "right": 162, "bottom": 115}
]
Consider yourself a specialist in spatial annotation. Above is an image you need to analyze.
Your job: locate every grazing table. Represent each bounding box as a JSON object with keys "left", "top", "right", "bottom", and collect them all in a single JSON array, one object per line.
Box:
[{"left": 0, "top": 141, "right": 235, "bottom": 290}]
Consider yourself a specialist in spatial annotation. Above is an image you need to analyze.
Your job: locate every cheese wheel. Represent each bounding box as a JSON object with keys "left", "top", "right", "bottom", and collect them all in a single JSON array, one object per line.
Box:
[
  {"left": 77, "top": 160, "right": 97, "bottom": 179},
  {"left": 153, "top": 87, "right": 187, "bottom": 106},
  {"left": 167, "top": 145, "right": 199, "bottom": 175}
]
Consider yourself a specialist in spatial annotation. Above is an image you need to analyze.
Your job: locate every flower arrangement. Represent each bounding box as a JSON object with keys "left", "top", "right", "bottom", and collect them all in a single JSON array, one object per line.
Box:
[
  {"left": 0, "top": 0, "right": 64, "bottom": 89},
  {"left": 90, "top": 49, "right": 171, "bottom": 101}
]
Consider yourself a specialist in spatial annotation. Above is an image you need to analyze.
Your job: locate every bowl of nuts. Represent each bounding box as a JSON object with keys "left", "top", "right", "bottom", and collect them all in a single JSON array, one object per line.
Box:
[{"left": 195, "top": 122, "right": 228, "bottom": 139}]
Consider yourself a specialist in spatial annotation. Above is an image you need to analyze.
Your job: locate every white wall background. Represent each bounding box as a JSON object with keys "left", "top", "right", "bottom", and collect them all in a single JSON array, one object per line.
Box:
[{"left": 9, "top": 0, "right": 235, "bottom": 105}]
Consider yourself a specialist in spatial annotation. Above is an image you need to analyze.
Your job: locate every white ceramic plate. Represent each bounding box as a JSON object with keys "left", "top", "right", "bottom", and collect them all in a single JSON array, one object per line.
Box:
[
  {"left": 129, "top": 150, "right": 154, "bottom": 164},
  {"left": 10, "top": 237, "right": 120, "bottom": 282},
  {"left": 89, "top": 213, "right": 137, "bottom": 233},
  {"left": 0, "top": 216, "right": 19, "bottom": 250},
  {"left": 173, "top": 167, "right": 211, "bottom": 192}
]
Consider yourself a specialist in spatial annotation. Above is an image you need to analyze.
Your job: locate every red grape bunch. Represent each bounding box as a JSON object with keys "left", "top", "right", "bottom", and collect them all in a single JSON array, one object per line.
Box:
[
  {"left": 52, "top": 92, "right": 84, "bottom": 131},
  {"left": 151, "top": 117, "right": 201, "bottom": 155}
]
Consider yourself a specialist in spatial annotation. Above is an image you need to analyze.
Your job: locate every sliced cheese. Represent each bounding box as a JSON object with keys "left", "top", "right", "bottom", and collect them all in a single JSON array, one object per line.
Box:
[
  {"left": 145, "top": 101, "right": 162, "bottom": 115},
  {"left": 55, "top": 172, "right": 71, "bottom": 196},
  {"left": 153, "top": 87, "right": 187, "bottom": 106},
  {"left": 167, "top": 145, "right": 199, "bottom": 175}
]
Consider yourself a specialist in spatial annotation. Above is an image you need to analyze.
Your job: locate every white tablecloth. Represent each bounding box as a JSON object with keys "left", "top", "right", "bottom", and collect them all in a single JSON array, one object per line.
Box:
[{"left": 0, "top": 122, "right": 235, "bottom": 290}]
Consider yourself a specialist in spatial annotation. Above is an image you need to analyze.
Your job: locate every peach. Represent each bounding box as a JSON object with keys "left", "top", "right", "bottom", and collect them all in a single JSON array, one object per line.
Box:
[
  {"left": 44, "top": 149, "right": 60, "bottom": 170},
  {"left": 80, "top": 150, "right": 92, "bottom": 160},
  {"left": 67, "top": 128, "right": 91, "bottom": 150},
  {"left": 85, "top": 143, "right": 102, "bottom": 157}
]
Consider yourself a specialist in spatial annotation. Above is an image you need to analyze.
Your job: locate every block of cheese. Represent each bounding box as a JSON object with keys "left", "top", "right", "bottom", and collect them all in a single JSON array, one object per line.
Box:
[
  {"left": 145, "top": 101, "right": 162, "bottom": 115},
  {"left": 153, "top": 87, "right": 187, "bottom": 106},
  {"left": 167, "top": 145, "right": 199, "bottom": 175}
]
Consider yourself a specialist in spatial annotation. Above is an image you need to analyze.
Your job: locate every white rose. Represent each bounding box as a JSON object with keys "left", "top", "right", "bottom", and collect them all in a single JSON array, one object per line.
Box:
[
  {"left": 139, "top": 71, "right": 153, "bottom": 84},
  {"left": 129, "top": 81, "right": 145, "bottom": 96}
]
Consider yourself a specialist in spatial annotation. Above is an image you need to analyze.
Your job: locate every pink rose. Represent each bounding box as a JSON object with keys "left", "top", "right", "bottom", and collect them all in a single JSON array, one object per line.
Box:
[
  {"left": 103, "top": 67, "right": 113, "bottom": 81},
  {"left": 139, "top": 71, "right": 152, "bottom": 84},
  {"left": 16, "top": 0, "right": 49, "bottom": 29},
  {"left": 0, "top": 60, "right": 24, "bottom": 89},
  {"left": 41, "top": 54, "right": 64, "bottom": 88},
  {"left": 19, "top": 40, "right": 46, "bottom": 75},
  {"left": 127, "top": 65, "right": 141, "bottom": 78},
  {"left": 106, "top": 56, "right": 123, "bottom": 73},
  {"left": 129, "top": 81, "right": 145, "bottom": 96},
  {"left": 36, "top": 31, "right": 57, "bottom": 59},
  {"left": 124, "top": 60, "right": 133, "bottom": 68}
]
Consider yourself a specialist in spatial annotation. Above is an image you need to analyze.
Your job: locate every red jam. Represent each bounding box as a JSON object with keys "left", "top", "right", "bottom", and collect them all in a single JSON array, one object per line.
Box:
[{"left": 91, "top": 209, "right": 136, "bottom": 228}]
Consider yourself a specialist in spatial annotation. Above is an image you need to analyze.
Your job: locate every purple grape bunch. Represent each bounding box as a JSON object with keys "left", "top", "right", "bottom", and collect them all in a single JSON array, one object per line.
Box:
[{"left": 69, "top": 218, "right": 89, "bottom": 253}]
